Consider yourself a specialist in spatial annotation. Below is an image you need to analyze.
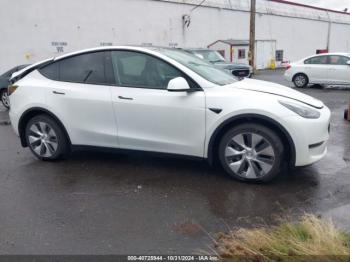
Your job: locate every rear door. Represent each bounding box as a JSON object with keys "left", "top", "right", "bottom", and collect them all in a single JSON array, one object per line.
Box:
[
  {"left": 303, "top": 55, "right": 330, "bottom": 84},
  {"left": 41, "top": 51, "right": 118, "bottom": 148},
  {"left": 327, "top": 55, "right": 350, "bottom": 84}
]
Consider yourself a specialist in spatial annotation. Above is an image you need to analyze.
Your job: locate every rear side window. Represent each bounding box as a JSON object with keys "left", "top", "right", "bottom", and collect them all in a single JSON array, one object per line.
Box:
[
  {"left": 59, "top": 52, "right": 105, "bottom": 84},
  {"left": 39, "top": 51, "right": 114, "bottom": 85}
]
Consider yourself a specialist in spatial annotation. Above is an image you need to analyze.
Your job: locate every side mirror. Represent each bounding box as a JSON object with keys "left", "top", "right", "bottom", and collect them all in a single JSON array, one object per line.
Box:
[
  {"left": 167, "top": 77, "right": 191, "bottom": 92},
  {"left": 347, "top": 60, "right": 350, "bottom": 65}
]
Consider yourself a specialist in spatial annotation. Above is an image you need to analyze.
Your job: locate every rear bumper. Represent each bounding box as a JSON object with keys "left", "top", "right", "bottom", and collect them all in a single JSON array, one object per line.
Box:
[{"left": 284, "top": 70, "right": 293, "bottom": 82}]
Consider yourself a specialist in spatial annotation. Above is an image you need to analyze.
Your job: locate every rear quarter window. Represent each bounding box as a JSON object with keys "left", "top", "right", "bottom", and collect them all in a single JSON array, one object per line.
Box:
[
  {"left": 38, "top": 51, "right": 113, "bottom": 85},
  {"left": 39, "top": 63, "right": 59, "bottom": 80}
]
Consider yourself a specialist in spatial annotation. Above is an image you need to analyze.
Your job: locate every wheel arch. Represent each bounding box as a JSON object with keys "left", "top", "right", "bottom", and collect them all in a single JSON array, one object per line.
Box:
[
  {"left": 207, "top": 114, "right": 296, "bottom": 167},
  {"left": 18, "top": 107, "right": 71, "bottom": 147}
]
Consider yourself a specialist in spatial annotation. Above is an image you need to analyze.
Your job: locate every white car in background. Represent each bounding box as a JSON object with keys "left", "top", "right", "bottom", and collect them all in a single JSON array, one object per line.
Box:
[
  {"left": 285, "top": 53, "right": 350, "bottom": 88},
  {"left": 8, "top": 46, "right": 330, "bottom": 183}
]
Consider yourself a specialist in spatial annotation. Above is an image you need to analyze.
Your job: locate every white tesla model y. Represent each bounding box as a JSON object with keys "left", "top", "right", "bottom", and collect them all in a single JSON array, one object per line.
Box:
[{"left": 8, "top": 46, "right": 330, "bottom": 182}]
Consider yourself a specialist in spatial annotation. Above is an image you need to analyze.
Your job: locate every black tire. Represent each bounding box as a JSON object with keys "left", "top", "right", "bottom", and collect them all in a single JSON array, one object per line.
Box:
[
  {"left": 0, "top": 89, "right": 10, "bottom": 109},
  {"left": 293, "top": 73, "right": 309, "bottom": 88},
  {"left": 345, "top": 109, "right": 349, "bottom": 120},
  {"left": 25, "top": 114, "right": 70, "bottom": 161},
  {"left": 218, "top": 123, "right": 284, "bottom": 183}
]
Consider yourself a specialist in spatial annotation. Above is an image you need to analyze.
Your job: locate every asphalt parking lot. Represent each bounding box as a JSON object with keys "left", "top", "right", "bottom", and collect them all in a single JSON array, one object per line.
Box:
[{"left": 0, "top": 70, "right": 349, "bottom": 255}]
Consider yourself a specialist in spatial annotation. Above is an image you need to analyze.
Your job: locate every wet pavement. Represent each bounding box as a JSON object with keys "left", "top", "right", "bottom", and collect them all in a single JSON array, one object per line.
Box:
[{"left": 0, "top": 70, "right": 349, "bottom": 254}]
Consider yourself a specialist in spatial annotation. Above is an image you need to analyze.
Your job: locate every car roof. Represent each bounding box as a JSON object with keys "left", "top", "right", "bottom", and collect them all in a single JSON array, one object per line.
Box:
[
  {"left": 53, "top": 45, "right": 179, "bottom": 61},
  {"left": 11, "top": 46, "right": 219, "bottom": 87},
  {"left": 307, "top": 52, "right": 350, "bottom": 58}
]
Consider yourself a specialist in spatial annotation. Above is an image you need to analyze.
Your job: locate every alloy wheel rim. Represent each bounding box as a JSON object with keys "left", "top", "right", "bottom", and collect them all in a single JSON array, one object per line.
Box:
[
  {"left": 28, "top": 122, "right": 58, "bottom": 157},
  {"left": 295, "top": 75, "right": 306, "bottom": 87},
  {"left": 224, "top": 132, "right": 275, "bottom": 179},
  {"left": 1, "top": 91, "right": 9, "bottom": 107}
]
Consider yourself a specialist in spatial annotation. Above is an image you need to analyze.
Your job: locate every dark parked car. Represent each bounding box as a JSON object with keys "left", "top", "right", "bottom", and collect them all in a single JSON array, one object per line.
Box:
[
  {"left": 184, "top": 48, "right": 253, "bottom": 78},
  {"left": 0, "top": 64, "right": 30, "bottom": 108}
]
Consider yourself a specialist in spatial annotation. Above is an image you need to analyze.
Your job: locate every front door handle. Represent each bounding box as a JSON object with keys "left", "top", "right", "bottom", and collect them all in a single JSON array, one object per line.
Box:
[
  {"left": 118, "top": 96, "right": 133, "bottom": 100},
  {"left": 53, "top": 91, "right": 65, "bottom": 95}
]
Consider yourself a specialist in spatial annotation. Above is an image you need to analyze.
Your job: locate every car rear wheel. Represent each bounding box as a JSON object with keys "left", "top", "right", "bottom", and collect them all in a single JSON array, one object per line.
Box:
[
  {"left": 218, "top": 123, "right": 284, "bottom": 183},
  {"left": 25, "top": 115, "right": 69, "bottom": 161},
  {"left": 293, "top": 73, "right": 309, "bottom": 88},
  {"left": 1, "top": 89, "right": 10, "bottom": 109}
]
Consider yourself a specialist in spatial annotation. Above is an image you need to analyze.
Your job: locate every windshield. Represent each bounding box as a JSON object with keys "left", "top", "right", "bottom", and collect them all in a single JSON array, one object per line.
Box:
[
  {"left": 159, "top": 49, "right": 237, "bottom": 86},
  {"left": 192, "top": 50, "right": 226, "bottom": 63}
]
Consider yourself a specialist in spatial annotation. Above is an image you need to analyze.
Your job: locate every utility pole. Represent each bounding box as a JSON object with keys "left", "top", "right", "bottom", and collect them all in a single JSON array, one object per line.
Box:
[
  {"left": 249, "top": 0, "right": 256, "bottom": 70},
  {"left": 326, "top": 10, "right": 331, "bottom": 52}
]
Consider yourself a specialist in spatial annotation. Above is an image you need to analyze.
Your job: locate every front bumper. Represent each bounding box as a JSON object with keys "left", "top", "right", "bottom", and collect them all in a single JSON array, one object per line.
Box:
[
  {"left": 280, "top": 105, "right": 331, "bottom": 167},
  {"left": 232, "top": 69, "right": 250, "bottom": 78},
  {"left": 9, "top": 110, "right": 20, "bottom": 136}
]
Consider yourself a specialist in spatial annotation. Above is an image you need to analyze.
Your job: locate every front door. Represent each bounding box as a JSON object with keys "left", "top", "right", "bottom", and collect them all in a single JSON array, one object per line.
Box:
[{"left": 109, "top": 50, "right": 206, "bottom": 157}]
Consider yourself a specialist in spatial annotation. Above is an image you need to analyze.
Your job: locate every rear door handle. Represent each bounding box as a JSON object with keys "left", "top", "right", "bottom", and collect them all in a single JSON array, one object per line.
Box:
[
  {"left": 53, "top": 91, "right": 65, "bottom": 95},
  {"left": 118, "top": 96, "right": 133, "bottom": 100}
]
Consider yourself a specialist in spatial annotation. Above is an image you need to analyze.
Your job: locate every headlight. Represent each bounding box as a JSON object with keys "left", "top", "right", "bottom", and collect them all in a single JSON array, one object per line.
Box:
[{"left": 279, "top": 100, "right": 320, "bottom": 119}]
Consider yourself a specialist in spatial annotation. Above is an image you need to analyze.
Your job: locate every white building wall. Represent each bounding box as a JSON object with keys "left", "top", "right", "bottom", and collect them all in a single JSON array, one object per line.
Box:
[
  {"left": 0, "top": 0, "right": 350, "bottom": 72},
  {"left": 256, "top": 14, "right": 330, "bottom": 62},
  {"left": 330, "top": 23, "right": 350, "bottom": 51}
]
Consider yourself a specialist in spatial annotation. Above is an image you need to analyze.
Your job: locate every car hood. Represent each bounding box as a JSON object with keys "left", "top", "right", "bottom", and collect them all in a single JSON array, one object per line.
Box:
[{"left": 230, "top": 78, "right": 324, "bottom": 108}]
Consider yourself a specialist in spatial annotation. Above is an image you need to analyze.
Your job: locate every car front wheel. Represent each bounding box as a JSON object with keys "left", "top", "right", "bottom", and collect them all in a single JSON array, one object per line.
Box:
[
  {"left": 25, "top": 115, "right": 69, "bottom": 160},
  {"left": 218, "top": 123, "right": 284, "bottom": 182},
  {"left": 1, "top": 89, "right": 10, "bottom": 109}
]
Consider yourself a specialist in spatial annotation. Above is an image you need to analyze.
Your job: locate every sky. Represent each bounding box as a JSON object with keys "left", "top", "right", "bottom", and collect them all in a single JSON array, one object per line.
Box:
[{"left": 288, "top": 0, "right": 349, "bottom": 11}]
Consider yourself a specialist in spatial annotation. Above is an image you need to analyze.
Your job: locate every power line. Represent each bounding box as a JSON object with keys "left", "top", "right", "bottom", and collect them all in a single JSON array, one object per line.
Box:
[{"left": 191, "top": 0, "right": 208, "bottom": 12}]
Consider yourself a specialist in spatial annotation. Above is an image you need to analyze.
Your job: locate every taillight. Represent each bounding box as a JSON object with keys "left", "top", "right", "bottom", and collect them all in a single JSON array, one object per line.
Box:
[
  {"left": 286, "top": 64, "right": 292, "bottom": 70},
  {"left": 8, "top": 85, "right": 18, "bottom": 95}
]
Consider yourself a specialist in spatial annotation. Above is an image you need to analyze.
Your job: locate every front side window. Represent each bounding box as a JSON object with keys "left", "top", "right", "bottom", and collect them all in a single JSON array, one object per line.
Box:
[
  {"left": 39, "top": 51, "right": 111, "bottom": 85},
  {"left": 304, "top": 56, "right": 328, "bottom": 65},
  {"left": 328, "top": 55, "right": 349, "bottom": 65},
  {"left": 111, "top": 51, "right": 185, "bottom": 89}
]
